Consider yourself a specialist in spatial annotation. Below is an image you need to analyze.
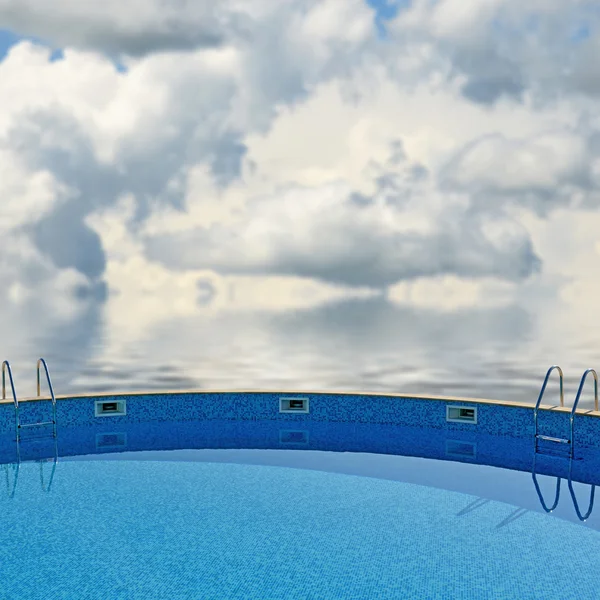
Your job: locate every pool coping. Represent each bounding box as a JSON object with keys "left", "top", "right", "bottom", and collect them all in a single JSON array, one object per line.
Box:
[{"left": 1, "top": 388, "right": 598, "bottom": 417}]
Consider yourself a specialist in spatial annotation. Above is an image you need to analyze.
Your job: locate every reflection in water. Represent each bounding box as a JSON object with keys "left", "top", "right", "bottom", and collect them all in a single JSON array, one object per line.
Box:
[
  {"left": 533, "top": 473, "right": 596, "bottom": 522},
  {"left": 77, "top": 298, "right": 540, "bottom": 401},
  {"left": 532, "top": 451, "right": 596, "bottom": 522},
  {"left": 533, "top": 471, "right": 561, "bottom": 512},
  {"left": 2, "top": 419, "right": 599, "bottom": 525},
  {"left": 569, "top": 478, "right": 596, "bottom": 522},
  {"left": 2, "top": 295, "right": 104, "bottom": 397},
  {"left": 2, "top": 463, "right": 18, "bottom": 498},
  {"left": 3, "top": 294, "right": 600, "bottom": 409},
  {"left": 2, "top": 457, "right": 57, "bottom": 498},
  {"left": 4, "top": 451, "right": 598, "bottom": 523}
]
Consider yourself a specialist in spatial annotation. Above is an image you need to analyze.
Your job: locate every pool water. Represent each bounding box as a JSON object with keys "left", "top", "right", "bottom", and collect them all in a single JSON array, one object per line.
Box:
[{"left": 1, "top": 444, "right": 600, "bottom": 599}]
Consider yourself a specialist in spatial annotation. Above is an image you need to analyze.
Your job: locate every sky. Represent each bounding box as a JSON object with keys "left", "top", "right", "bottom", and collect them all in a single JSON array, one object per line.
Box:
[{"left": 1, "top": 0, "right": 600, "bottom": 395}]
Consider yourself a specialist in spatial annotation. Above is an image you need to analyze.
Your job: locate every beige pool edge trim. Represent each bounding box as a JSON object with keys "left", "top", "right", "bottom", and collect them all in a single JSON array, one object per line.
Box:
[{"left": 1, "top": 388, "right": 599, "bottom": 417}]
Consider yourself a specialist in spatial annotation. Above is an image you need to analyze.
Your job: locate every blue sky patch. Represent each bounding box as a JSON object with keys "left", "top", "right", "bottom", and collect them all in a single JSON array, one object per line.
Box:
[
  {"left": 367, "top": 0, "right": 408, "bottom": 37},
  {"left": 0, "top": 27, "right": 64, "bottom": 62}
]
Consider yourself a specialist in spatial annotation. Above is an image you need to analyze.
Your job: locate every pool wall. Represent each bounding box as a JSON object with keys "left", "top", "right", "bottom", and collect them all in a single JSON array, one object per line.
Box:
[
  {"left": 1, "top": 391, "right": 599, "bottom": 485},
  {"left": 0, "top": 389, "right": 598, "bottom": 446}
]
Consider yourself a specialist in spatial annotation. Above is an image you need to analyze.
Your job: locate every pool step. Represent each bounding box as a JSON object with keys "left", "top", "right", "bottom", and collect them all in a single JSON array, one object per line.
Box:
[
  {"left": 19, "top": 420, "right": 56, "bottom": 431},
  {"left": 536, "top": 434, "right": 570, "bottom": 444},
  {"left": 535, "top": 434, "right": 572, "bottom": 458},
  {"left": 18, "top": 426, "right": 57, "bottom": 441}
]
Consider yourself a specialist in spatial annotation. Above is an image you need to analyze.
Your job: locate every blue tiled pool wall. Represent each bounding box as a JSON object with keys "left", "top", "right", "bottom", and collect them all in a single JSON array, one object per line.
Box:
[
  {"left": 0, "top": 392, "right": 599, "bottom": 467},
  {"left": 0, "top": 392, "right": 596, "bottom": 445},
  {"left": 0, "top": 392, "right": 600, "bottom": 447}
]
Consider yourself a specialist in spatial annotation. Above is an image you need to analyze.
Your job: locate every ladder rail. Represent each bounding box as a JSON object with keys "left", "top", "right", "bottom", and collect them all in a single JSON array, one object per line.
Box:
[
  {"left": 569, "top": 369, "right": 598, "bottom": 457},
  {"left": 533, "top": 365, "right": 564, "bottom": 442},
  {"left": 36, "top": 358, "right": 57, "bottom": 438},
  {"left": 2, "top": 361, "right": 20, "bottom": 441}
]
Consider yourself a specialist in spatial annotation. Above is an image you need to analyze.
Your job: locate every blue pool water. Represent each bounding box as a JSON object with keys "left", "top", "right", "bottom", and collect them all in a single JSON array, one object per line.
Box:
[{"left": 1, "top": 421, "right": 600, "bottom": 599}]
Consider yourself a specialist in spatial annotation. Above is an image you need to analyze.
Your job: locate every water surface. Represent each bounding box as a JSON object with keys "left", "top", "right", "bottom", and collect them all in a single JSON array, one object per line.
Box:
[{"left": 4, "top": 297, "right": 600, "bottom": 409}]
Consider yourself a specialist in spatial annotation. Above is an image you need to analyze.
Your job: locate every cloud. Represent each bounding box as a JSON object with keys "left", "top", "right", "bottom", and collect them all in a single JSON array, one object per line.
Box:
[
  {"left": 445, "top": 131, "right": 590, "bottom": 192},
  {"left": 387, "top": 0, "right": 600, "bottom": 103},
  {"left": 0, "top": 0, "right": 226, "bottom": 56},
  {"left": 0, "top": 145, "right": 67, "bottom": 231},
  {"left": 144, "top": 164, "right": 542, "bottom": 288},
  {"left": 0, "top": 0, "right": 597, "bottom": 325},
  {"left": 0, "top": 0, "right": 378, "bottom": 71},
  {"left": 0, "top": 0, "right": 377, "bottom": 292},
  {"left": 441, "top": 127, "right": 600, "bottom": 214},
  {"left": 0, "top": 43, "right": 250, "bottom": 287},
  {"left": 388, "top": 276, "right": 517, "bottom": 312},
  {"left": 4, "top": 1, "right": 600, "bottom": 402}
]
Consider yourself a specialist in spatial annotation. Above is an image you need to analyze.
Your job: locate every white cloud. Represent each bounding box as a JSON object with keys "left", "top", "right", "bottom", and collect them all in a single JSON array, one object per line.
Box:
[
  {"left": 428, "top": 0, "right": 504, "bottom": 42},
  {"left": 3, "top": 0, "right": 600, "bottom": 403},
  {"left": 143, "top": 170, "right": 541, "bottom": 287},
  {"left": 442, "top": 128, "right": 595, "bottom": 200},
  {"left": 0, "top": 146, "right": 69, "bottom": 231},
  {"left": 388, "top": 276, "right": 516, "bottom": 312},
  {"left": 0, "top": 0, "right": 598, "bottom": 338},
  {"left": 388, "top": 0, "right": 600, "bottom": 103}
]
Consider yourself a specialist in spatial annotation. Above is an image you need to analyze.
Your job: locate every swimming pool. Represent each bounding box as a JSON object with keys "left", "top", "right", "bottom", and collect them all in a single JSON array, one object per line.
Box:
[{"left": 1, "top": 362, "right": 600, "bottom": 599}]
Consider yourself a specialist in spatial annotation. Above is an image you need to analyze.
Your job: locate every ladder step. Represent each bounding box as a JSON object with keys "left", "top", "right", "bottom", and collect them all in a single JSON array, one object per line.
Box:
[
  {"left": 536, "top": 434, "right": 570, "bottom": 444},
  {"left": 19, "top": 421, "right": 55, "bottom": 428}
]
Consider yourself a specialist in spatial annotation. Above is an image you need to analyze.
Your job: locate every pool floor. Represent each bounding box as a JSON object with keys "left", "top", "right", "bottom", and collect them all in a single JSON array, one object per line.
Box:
[{"left": 1, "top": 453, "right": 599, "bottom": 599}]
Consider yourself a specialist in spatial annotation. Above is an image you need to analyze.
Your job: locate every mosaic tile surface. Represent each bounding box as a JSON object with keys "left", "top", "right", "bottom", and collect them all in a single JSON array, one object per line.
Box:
[
  {"left": 1, "top": 390, "right": 598, "bottom": 449},
  {"left": 1, "top": 461, "right": 599, "bottom": 599}
]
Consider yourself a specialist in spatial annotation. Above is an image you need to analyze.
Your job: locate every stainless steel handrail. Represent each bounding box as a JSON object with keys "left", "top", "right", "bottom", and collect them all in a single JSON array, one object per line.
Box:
[
  {"left": 571, "top": 368, "right": 599, "bottom": 414},
  {"left": 569, "top": 368, "right": 598, "bottom": 457},
  {"left": 2, "top": 361, "right": 20, "bottom": 441},
  {"left": 36, "top": 358, "right": 57, "bottom": 438},
  {"left": 533, "top": 365, "right": 564, "bottom": 442}
]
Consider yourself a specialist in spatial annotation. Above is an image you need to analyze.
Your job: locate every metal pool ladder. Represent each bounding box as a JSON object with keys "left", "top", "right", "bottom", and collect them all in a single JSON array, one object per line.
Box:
[
  {"left": 534, "top": 365, "right": 599, "bottom": 458},
  {"left": 533, "top": 365, "right": 565, "bottom": 448},
  {"left": 2, "top": 359, "right": 58, "bottom": 442}
]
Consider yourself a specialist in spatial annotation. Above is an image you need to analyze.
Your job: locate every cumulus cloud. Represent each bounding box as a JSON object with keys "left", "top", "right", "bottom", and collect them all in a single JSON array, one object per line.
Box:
[
  {"left": 445, "top": 131, "right": 590, "bottom": 192},
  {"left": 0, "top": 0, "right": 598, "bottom": 327},
  {"left": 441, "top": 127, "right": 600, "bottom": 214},
  {"left": 0, "top": 145, "right": 68, "bottom": 231},
  {"left": 4, "top": 0, "right": 600, "bottom": 403},
  {"left": 0, "top": 0, "right": 226, "bottom": 56},
  {"left": 0, "top": 0, "right": 378, "bottom": 76},
  {"left": 388, "top": 0, "right": 600, "bottom": 103},
  {"left": 0, "top": 43, "right": 250, "bottom": 290},
  {"left": 144, "top": 161, "right": 541, "bottom": 288},
  {"left": 0, "top": 0, "right": 378, "bottom": 294}
]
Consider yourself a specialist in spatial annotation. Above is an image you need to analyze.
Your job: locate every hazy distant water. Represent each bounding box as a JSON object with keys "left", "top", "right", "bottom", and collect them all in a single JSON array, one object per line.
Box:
[{"left": 4, "top": 297, "right": 600, "bottom": 411}]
